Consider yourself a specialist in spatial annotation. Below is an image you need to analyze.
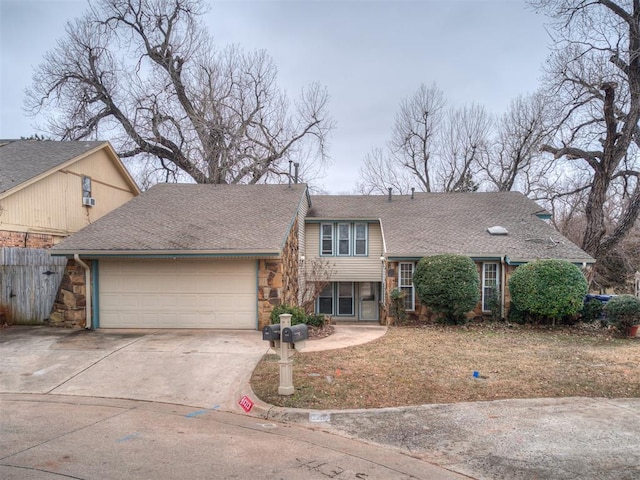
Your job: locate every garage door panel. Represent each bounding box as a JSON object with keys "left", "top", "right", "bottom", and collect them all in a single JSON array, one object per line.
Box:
[{"left": 99, "top": 259, "right": 257, "bottom": 329}]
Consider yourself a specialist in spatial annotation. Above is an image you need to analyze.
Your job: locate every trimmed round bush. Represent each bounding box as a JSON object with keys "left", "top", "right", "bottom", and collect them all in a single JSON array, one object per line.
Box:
[
  {"left": 604, "top": 295, "right": 640, "bottom": 333},
  {"left": 270, "top": 304, "right": 306, "bottom": 325},
  {"left": 508, "top": 259, "right": 588, "bottom": 323},
  {"left": 413, "top": 254, "right": 480, "bottom": 324}
]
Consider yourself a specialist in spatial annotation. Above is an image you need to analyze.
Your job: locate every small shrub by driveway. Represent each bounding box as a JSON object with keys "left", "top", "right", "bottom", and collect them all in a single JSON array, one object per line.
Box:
[{"left": 250, "top": 325, "right": 640, "bottom": 409}]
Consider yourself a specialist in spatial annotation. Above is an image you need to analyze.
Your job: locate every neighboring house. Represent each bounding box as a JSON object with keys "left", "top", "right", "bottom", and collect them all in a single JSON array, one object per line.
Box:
[
  {"left": 0, "top": 140, "right": 139, "bottom": 246},
  {"left": 51, "top": 184, "right": 594, "bottom": 330},
  {"left": 0, "top": 140, "right": 140, "bottom": 325}
]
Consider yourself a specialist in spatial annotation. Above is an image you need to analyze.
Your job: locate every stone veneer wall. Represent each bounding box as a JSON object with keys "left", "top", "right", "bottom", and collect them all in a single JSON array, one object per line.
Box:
[
  {"left": 257, "top": 218, "right": 300, "bottom": 330},
  {"left": 383, "top": 260, "right": 514, "bottom": 324},
  {"left": 49, "top": 259, "right": 87, "bottom": 328}
]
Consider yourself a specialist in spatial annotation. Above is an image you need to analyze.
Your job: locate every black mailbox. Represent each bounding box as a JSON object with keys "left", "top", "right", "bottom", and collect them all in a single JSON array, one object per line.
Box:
[
  {"left": 263, "top": 324, "right": 281, "bottom": 341},
  {"left": 282, "top": 324, "right": 308, "bottom": 343}
]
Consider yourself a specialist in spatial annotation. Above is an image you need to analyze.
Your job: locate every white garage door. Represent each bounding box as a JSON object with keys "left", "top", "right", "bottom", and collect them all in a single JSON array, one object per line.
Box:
[{"left": 99, "top": 258, "right": 257, "bottom": 329}]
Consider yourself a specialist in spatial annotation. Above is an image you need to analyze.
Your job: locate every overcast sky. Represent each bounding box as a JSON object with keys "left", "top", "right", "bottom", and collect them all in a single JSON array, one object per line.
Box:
[{"left": 0, "top": 0, "right": 551, "bottom": 193}]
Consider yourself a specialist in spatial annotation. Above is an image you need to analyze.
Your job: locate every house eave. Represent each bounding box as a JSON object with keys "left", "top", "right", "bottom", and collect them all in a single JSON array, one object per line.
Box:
[
  {"left": 505, "top": 256, "right": 596, "bottom": 266},
  {"left": 50, "top": 249, "right": 282, "bottom": 259},
  {"left": 306, "top": 218, "right": 380, "bottom": 223},
  {"left": 386, "top": 252, "right": 506, "bottom": 261}
]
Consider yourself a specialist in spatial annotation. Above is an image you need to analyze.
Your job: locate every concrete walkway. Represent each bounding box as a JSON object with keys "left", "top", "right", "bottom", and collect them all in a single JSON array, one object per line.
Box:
[{"left": 301, "top": 324, "right": 387, "bottom": 352}]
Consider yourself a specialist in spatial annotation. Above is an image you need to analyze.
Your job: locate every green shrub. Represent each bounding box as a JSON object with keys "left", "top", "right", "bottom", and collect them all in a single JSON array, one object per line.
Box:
[
  {"left": 305, "top": 313, "right": 326, "bottom": 327},
  {"left": 581, "top": 299, "right": 604, "bottom": 323},
  {"left": 487, "top": 291, "right": 502, "bottom": 321},
  {"left": 270, "top": 304, "right": 326, "bottom": 327},
  {"left": 389, "top": 288, "right": 407, "bottom": 325},
  {"left": 508, "top": 259, "right": 588, "bottom": 324},
  {"left": 604, "top": 295, "right": 640, "bottom": 334},
  {"left": 413, "top": 254, "right": 480, "bottom": 325},
  {"left": 507, "top": 301, "right": 527, "bottom": 324},
  {"left": 270, "top": 304, "right": 307, "bottom": 325}
]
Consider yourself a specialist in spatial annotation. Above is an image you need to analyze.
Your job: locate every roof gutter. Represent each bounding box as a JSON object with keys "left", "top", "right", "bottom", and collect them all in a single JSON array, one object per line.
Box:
[
  {"left": 74, "top": 254, "right": 92, "bottom": 330},
  {"left": 51, "top": 249, "right": 282, "bottom": 258},
  {"left": 505, "top": 256, "right": 596, "bottom": 265}
]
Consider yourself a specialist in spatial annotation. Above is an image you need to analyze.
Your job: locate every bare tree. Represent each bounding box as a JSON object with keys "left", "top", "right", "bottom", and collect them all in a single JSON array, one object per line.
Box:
[
  {"left": 439, "top": 103, "right": 491, "bottom": 192},
  {"left": 25, "top": 0, "right": 333, "bottom": 185},
  {"left": 529, "top": 0, "right": 640, "bottom": 262},
  {"left": 299, "top": 257, "right": 336, "bottom": 315},
  {"left": 480, "top": 92, "right": 555, "bottom": 194},
  {"left": 358, "top": 84, "right": 487, "bottom": 193}
]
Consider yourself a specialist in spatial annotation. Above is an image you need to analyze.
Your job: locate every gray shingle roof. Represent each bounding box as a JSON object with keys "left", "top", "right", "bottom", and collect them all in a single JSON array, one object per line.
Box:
[
  {"left": 52, "top": 183, "right": 308, "bottom": 255},
  {"left": 0, "top": 140, "right": 107, "bottom": 195},
  {"left": 307, "top": 192, "right": 594, "bottom": 263}
]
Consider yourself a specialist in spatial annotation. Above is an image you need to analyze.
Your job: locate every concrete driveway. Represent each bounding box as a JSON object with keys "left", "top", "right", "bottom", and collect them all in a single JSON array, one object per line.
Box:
[{"left": 0, "top": 326, "right": 267, "bottom": 411}]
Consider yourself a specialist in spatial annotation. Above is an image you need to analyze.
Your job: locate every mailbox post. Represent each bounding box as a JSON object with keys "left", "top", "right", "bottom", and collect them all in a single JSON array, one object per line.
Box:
[
  {"left": 263, "top": 313, "right": 309, "bottom": 396},
  {"left": 277, "top": 313, "right": 294, "bottom": 395}
]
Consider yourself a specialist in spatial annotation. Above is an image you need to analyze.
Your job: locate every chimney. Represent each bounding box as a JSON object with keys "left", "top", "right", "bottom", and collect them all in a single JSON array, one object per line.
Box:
[
  {"left": 294, "top": 163, "right": 300, "bottom": 184},
  {"left": 411, "top": 187, "right": 415, "bottom": 199},
  {"left": 388, "top": 187, "right": 392, "bottom": 202}
]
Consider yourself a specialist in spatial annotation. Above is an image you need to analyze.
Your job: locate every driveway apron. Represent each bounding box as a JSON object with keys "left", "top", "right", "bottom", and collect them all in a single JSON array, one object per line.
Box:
[{"left": 0, "top": 327, "right": 267, "bottom": 411}]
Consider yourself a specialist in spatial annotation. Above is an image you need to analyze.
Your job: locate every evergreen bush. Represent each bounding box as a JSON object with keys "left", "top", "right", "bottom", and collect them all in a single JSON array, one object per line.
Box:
[
  {"left": 413, "top": 254, "right": 480, "bottom": 324},
  {"left": 508, "top": 259, "right": 588, "bottom": 324},
  {"left": 604, "top": 295, "right": 640, "bottom": 334},
  {"left": 270, "top": 304, "right": 307, "bottom": 325}
]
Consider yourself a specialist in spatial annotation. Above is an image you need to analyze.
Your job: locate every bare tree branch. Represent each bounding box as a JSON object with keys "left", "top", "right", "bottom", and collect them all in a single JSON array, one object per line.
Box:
[{"left": 25, "top": 0, "right": 334, "bottom": 186}]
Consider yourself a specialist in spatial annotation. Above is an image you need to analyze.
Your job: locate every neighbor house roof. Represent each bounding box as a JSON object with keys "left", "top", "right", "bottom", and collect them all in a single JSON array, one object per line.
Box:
[
  {"left": 0, "top": 139, "right": 138, "bottom": 197},
  {"left": 307, "top": 192, "right": 594, "bottom": 264},
  {"left": 52, "top": 183, "right": 309, "bottom": 256}
]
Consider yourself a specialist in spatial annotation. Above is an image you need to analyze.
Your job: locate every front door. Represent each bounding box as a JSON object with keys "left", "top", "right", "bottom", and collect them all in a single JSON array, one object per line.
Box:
[{"left": 359, "top": 282, "right": 378, "bottom": 321}]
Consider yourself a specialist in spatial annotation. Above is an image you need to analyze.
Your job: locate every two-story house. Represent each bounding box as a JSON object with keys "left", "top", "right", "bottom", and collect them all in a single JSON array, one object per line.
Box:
[
  {"left": 305, "top": 191, "right": 595, "bottom": 323},
  {"left": 51, "top": 183, "right": 594, "bottom": 329}
]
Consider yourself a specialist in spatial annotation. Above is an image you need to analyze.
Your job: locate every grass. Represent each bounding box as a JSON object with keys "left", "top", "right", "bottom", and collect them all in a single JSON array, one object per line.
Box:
[{"left": 250, "top": 324, "right": 640, "bottom": 409}]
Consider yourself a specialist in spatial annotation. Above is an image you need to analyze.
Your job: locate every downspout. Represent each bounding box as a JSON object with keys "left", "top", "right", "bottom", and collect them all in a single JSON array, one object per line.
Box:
[
  {"left": 501, "top": 255, "right": 507, "bottom": 320},
  {"left": 74, "top": 254, "right": 92, "bottom": 330}
]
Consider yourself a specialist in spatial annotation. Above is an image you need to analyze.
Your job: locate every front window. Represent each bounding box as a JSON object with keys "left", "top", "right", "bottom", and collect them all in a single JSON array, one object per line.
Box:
[
  {"left": 318, "top": 284, "right": 333, "bottom": 315},
  {"left": 338, "top": 223, "right": 351, "bottom": 255},
  {"left": 321, "top": 224, "right": 333, "bottom": 255},
  {"left": 482, "top": 262, "right": 499, "bottom": 311},
  {"left": 354, "top": 223, "right": 367, "bottom": 256},
  {"left": 337, "top": 282, "right": 354, "bottom": 315},
  {"left": 399, "top": 262, "right": 415, "bottom": 311}
]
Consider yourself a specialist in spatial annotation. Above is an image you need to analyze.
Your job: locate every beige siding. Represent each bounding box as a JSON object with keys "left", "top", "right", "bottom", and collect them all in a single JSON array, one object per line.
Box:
[
  {"left": 305, "top": 222, "right": 384, "bottom": 282},
  {"left": 297, "top": 195, "right": 309, "bottom": 304},
  {"left": 0, "top": 149, "right": 137, "bottom": 236}
]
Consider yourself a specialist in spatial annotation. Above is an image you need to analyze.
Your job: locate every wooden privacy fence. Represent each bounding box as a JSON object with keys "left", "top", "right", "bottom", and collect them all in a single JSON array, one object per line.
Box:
[{"left": 0, "top": 247, "right": 67, "bottom": 325}]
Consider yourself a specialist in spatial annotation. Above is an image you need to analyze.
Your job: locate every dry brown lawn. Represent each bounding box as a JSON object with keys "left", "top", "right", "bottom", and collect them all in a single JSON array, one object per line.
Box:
[{"left": 250, "top": 324, "right": 640, "bottom": 409}]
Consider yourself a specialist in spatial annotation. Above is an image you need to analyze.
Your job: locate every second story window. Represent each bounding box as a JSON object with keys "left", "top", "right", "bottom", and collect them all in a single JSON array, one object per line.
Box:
[
  {"left": 338, "top": 223, "right": 350, "bottom": 255},
  {"left": 319, "top": 222, "right": 370, "bottom": 257},
  {"left": 82, "top": 176, "right": 92, "bottom": 198},
  {"left": 321, "top": 224, "right": 334, "bottom": 255},
  {"left": 355, "top": 223, "right": 367, "bottom": 255}
]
